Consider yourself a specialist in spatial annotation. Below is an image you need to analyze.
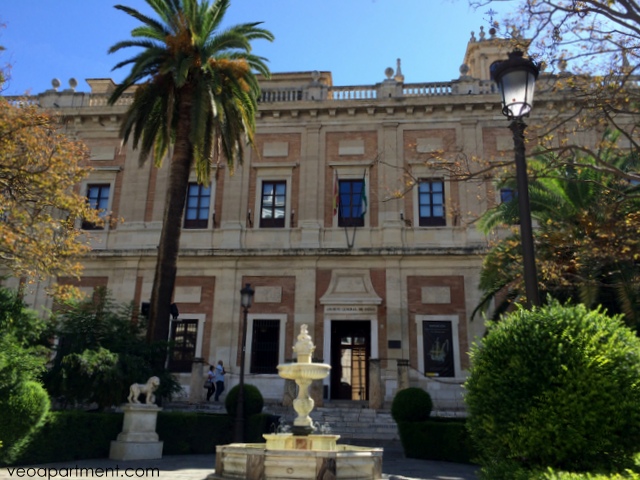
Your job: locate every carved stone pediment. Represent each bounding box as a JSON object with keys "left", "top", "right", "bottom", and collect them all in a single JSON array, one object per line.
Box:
[{"left": 319, "top": 270, "right": 382, "bottom": 306}]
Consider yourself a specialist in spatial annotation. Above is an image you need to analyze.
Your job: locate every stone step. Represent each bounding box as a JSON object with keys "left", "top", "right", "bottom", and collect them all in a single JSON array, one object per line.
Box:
[{"left": 164, "top": 400, "right": 400, "bottom": 442}]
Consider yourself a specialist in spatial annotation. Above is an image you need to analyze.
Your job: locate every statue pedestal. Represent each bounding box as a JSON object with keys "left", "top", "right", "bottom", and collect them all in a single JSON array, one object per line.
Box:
[{"left": 110, "top": 404, "right": 163, "bottom": 460}]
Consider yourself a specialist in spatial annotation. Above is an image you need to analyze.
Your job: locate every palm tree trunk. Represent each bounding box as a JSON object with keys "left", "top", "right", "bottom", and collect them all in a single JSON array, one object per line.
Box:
[{"left": 147, "top": 87, "right": 194, "bottom": 346}]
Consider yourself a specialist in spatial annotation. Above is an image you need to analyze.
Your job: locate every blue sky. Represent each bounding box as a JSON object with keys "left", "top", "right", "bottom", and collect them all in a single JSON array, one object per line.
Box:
[{"left": 0, "top": 0, "right": 512, "bottom": 96}]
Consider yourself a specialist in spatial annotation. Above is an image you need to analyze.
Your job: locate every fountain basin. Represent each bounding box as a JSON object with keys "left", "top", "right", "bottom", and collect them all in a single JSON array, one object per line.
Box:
[
  {"left": 210, "top": 441, "right": 383, "bottom": 480},
  {"left": 277, "top": 363, "right": 331, "bottom": 380},
  {"left": 263, "top": 433, "right": 341, "bottom": 451},
  {"left": 210, "top": 325, "right": 383, "bottom": 479}
]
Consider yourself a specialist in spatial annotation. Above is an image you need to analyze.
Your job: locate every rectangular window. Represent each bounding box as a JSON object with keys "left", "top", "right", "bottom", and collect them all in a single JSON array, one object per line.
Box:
[
  {"left": 423, "top": 320, "right": 454, "bottom": 377},
  {"left": 184, "top": 183, "right": 211, "bottom": 229},
  {"left": 168, "top": 319, "right": 198, "bottom": 373},
  {"left": 82, "top": 184, "right": 110, "bottom": 230},
  {"left": 250, "top": 319, "right": 280, "bottom": 374},
  {"left": 500, "top": 188, "right": 515, "bottom": 203},
  {"left": 418, "top": 179, "right": 446, "bottom": 227},
  {"left": 260, "top": 181, "right": 286, "bottom": 228},
  {"left": 338, "top": 179, "right": 365, "bottom": 227}
]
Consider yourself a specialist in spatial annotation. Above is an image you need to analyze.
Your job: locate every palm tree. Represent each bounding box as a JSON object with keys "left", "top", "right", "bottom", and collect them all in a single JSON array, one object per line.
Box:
[
  {"left": 108, "top": 0, "right": 273, "bottom": 343},
  {"left": 475, "top": 142, "right": 640, "bottom": 330}
]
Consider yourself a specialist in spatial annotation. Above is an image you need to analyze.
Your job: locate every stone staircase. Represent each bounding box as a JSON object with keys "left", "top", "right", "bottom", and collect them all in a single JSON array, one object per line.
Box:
[
  {"left": 263, "top": 401, "right": 400, "bottom": 445},
  {"left": 164, "top": 400, "right": 401, "bottom": 447}
]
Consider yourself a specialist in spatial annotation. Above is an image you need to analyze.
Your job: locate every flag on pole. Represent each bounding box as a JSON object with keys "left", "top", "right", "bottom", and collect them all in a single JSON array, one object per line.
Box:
[
  {"left": 332, "top": 170, "right": 339, "bottom": 217},
  {"left": 360, "top": 170, "right": 368, "bottom": 218}
]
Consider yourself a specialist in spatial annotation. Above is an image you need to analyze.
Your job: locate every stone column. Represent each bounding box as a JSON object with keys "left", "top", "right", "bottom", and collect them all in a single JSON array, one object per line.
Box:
[
  {"left": 189, "top": 357, "right": 205, "bottom": 403},
  {"left": 368, "top": 358, "right": 383, "bottom": 410},
  {"left": 300, "top": 124, "right": 322, "bottom": 248},
  {"left": 397, "top": 359, "right": 410, "bottom": 392}
]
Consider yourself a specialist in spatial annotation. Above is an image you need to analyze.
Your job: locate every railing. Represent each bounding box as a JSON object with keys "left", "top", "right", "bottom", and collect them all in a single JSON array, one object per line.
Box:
[
  {"left": 259, "top": 88, "right": 305, "bottom": 103},
  {"left": 403, "top": 82, "right": 452, "bottom": 96},
  {"left": 89, "top": 94, "right": 135, "bottom": 107},
  {"left": 328, "top": 85, "right": 377, "bottom": 100},
  {"left": 4, "top": 98, "right": 39, "bottom": 107},
  {"left": 477, "top": 80, "right": 496, "bottom": 95},
  {"left": 6, "top": 74, "right": 640, "bottom": 108},
  {"left": 3, "top": 78, "right": 503, "bottom": 108}
]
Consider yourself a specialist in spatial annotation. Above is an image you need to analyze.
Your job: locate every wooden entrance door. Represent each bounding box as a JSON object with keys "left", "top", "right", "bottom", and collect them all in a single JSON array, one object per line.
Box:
[{"left": 330, "top": 320, "right": 370, "bottom": 400}]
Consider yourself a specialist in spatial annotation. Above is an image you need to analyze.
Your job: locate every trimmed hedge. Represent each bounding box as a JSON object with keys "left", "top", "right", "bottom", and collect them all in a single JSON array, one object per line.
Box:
[
  {"left": 396, "top": 417, "right": 477, "bottom": 464},
  {"left": 3, "top": 410, "right": 237, "bottom": 466},
  {"left": 391, "top": 387, "right": 432, "bottom": 423},
  {"left": 225, "top": 384, "right": 264, "bottom": 418},
  {"left": 4, "top": 410, "right": 122, "bottom": 466},
  {"left": 157, "top": 412, "right": 233, "bottom": 455}
]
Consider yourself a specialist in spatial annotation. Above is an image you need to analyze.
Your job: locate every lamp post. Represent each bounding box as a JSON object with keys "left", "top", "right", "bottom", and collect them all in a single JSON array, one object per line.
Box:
[
  {"left": 490, "top": 50, "right": 541, "bottom": 308},
  {"left": 234, "top": 283, "right": 254, "bottom": 442}
]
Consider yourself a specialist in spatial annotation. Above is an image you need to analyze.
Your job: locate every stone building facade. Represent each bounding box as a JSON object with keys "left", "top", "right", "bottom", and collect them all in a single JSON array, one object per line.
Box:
[{"left": 5, "top": 32, "right": 555, "bottom": 410}]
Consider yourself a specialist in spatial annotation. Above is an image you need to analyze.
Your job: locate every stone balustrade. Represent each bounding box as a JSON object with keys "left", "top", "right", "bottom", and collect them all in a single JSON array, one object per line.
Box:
[
  {"left": 89, "top": 94, "right": 135, "bottom": 107},
  {"left": 402, "top": 82, "right": 452, "bottom": 96},
  {"left": 328, "top": 85, "right": 377, "bottom": 100},
  {"left": 5, "top": 74, "right": 636, "bottom": 108},
  {"left": 259, "top": 88, "right": 305, "bottom": 103}
]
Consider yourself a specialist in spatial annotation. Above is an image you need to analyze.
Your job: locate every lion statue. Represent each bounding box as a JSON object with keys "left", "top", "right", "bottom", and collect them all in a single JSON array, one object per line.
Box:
[{"left": 127, "top": 376, "right": 160, "bottom": 405}]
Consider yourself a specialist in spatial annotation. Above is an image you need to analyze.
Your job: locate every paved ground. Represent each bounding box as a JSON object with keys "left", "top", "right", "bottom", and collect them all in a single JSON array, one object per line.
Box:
[{"left": 0, "top": 450, "right": 479, "bottom": 480}]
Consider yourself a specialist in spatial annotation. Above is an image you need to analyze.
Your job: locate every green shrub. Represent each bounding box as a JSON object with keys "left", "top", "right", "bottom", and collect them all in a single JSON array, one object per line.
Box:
[
  {"left": 4, "top": 411, "right": 122, "bottom": 466},
  {"left": 5, "top": 410, "right": 236, "bottom": 466},
  {"left": 157, "top": 412, "right": 232, "bottom": 454},
  {"left": 225, "top": 384, "right": 264, "bottom": 418},
  {"left": 540, "top": 471, "right": 640, "bottom": 480},
  {"left": 397, "top": 417, "right": 477, "bottom": 464},
  {"left": 0, "top": 287, "right": 50, "bottom": 464},
  {"left": 0, "top": 381, "right": 50, "bottom": 464},
  {"left": 465, "top": 301, "right": 640, "bottom": 477},
  {"left": 245, "top": 413, "right": 280, "bottom": 443},
  {"left": 45, "top": 288, "right": 182, "bottom": 408},
  {"left": 391, "top": 387, "right": 432, "bottom": 423}
]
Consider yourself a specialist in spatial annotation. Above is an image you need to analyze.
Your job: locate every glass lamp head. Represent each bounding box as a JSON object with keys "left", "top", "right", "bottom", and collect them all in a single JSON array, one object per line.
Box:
[
  {"left": 491, "top": 50, "right": 540, "bottom": 119},
  {"left": 240, "top": 283, "right": 254, "bottom": 309}
]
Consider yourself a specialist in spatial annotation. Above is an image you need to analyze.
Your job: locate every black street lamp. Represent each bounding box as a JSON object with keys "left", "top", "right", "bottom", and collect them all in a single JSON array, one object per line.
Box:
[
  {"left": 234, "top": 283, "right": 254, "bottom": 442},
  {"left": 491, "top": 50, "right": 541, "bottom": 308}
]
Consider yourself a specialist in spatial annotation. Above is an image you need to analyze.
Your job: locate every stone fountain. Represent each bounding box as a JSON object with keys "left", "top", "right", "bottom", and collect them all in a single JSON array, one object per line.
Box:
[{"left": 210, "top": 324, "right": 383, "bottom": 480}]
